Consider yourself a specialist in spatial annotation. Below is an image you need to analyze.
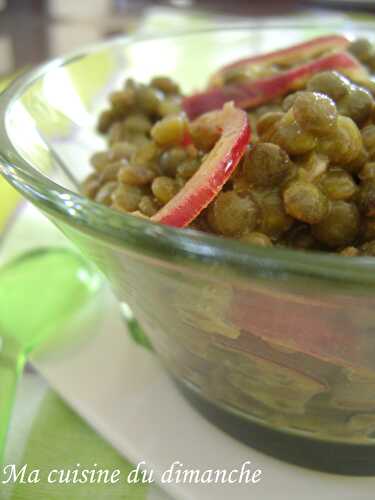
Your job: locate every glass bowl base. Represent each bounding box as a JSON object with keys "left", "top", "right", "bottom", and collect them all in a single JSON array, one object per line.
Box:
[{"left": 175, "top": 379, "right": 375, "bottom": 476}]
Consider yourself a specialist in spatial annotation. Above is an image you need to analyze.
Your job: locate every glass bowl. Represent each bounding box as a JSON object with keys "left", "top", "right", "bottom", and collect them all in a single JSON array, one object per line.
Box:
[{"left": 2, "top": 25, "right": 375, "bottom": 474}]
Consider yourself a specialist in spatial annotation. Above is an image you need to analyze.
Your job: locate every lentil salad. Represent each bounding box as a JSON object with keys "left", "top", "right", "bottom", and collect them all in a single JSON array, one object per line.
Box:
[{"left": 82, "top": 35, "right": 375, "bottom": 257}]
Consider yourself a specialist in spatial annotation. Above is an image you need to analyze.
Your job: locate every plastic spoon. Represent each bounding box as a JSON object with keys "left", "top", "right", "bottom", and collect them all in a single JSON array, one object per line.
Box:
[{"left": 0, "top": 247, "right": 100, "bottom": 462}]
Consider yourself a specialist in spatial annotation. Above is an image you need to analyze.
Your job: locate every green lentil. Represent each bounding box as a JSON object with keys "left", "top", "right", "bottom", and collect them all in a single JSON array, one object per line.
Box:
[
  {"left": 274, "top": 110, "right": 317, "bottom": 155},
  {"left": 136, "top": 85, "right": 164, "bottom": 115},
  {"left": 208, "top": 191, "right": 259, "bottom": 236},
  {"left": 241, "top": 232, "right": 273, "bottom": 247},
  {"left": 359, "top": 162, "right": 375, "bottom": 181},
  {"left": 360, "top": 240, "right": 375, "bottom": 256},
  {"left": 138, "top": 195, "right": 159, "bottom": 216},
  {"left": 99, "top": 161, "right": 123, "bottom": 183},
  {"left": 151, "top": 115, "right": 187, "bottom": 147},
  {"left": 283, "top": 180, "right": 329, "bottom": 224},
  {"left": 317, "top": 116, "right": 362, "bottom": 165},
  {"left": 123, "top": 114, "right": 152, "bottom": 134},
  {"left": 97, "top": 109, "right": 117, "bottom": 134},
  {"left": 341, "top": 246, "right": 360, "bottom": 257},
  {"left": 306, "top": 71, "right": 350, "bottom": 101},
  {"left": 190, "top": 118, "right": 221, "bottom": 152},
  {"left": 282, "top": 91, "right": 304, "bottom": 112},
  {"left": 176, "top": 159, "right": 200, "bottom": 179},
  {"left": 293, "top": 91, "right": 338, "bottom": 135},
  {"left": 151, "top": 76, "right": 180, "bottom": 95},
  {"left": 109, "top": 89, "right": 135, "bottom": 114},
  {"left": 118, "top": 164, "right": 155, "bottom": 186},
  {"left": 256, "top": 111, "right": 284, "bottom": 141},
  {"left": 348, "top": 38, "right": 373, "bottom": 62},
  {"left": 358, "top": 179, "right": 375, "bottom": 216},
  {"left": 151, "top": 176, "right": 178, "bottom": 204},
  {"left": 362, "top": 125, "right": 375, "bottom": 159},
  {"left": 257, "top": 190, "right": 294, "bottom": 239},
  {"left": 159, "top": 147, "right": 188, "bottom": 176},
  {"left": 319, "top": 169, "right": 358, "bottom": 201},
  {"left": 82, "top": 173, "right": 101, "bottom": 199},
  {"left": 111, "top": 184, "right": 143, "bottom": 212},
  {"left": 108, "top": 122, "right": 124, "bottom": 144},
  {"left": 242, "top": 143, "right": 291, "bottom": 188},
  {"left": 337, "top": 87, "right": 373, "bottom": 126},
  {"left": 312, "top": 201, "right": 360, "bottom": 248}
]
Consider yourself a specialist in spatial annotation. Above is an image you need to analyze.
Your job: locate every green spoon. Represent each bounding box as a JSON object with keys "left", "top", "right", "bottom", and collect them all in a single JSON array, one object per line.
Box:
[{"left": 0, "top": 247, "right": 100, "bottom": 463}]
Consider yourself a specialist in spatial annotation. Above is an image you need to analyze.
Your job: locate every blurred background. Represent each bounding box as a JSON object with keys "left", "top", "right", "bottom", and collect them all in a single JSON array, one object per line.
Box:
[{"left": 0, "top": 0, "right": 375, "bottom": 80}]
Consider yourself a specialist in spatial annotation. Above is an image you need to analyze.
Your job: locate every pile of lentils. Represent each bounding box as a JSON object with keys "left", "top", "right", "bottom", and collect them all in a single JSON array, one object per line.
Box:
[
  {"left": 82, "top": 61, "right": 375, "bottom": 257},
  {"left": 83, "top": 76, "right": 207, "bottom": 217}
]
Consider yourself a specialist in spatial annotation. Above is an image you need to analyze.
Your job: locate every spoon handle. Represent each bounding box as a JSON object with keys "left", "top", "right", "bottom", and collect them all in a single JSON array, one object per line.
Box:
[{"left": 0, "top": 336, "right": 25, "bottom": 464}]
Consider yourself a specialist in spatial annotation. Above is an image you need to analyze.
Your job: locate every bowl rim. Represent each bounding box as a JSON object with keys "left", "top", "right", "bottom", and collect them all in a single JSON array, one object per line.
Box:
[{"left": 2, "top": 25, "right": 375, "bottom": 286}]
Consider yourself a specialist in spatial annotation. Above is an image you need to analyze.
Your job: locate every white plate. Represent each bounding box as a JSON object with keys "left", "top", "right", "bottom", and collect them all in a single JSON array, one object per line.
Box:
[{"left": 4, "top": 204, "right": 375, "bottom": 500}]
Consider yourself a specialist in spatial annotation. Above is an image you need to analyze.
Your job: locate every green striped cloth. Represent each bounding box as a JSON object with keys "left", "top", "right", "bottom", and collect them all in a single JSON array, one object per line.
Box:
[{"left": 4, "top": 388, "right": 148, "bottom": 500}]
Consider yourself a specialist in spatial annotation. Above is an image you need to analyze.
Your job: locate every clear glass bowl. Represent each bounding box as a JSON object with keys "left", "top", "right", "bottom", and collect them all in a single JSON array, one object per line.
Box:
[{"left": 2, "top": 25, "right": 375, "bottom": 474}]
